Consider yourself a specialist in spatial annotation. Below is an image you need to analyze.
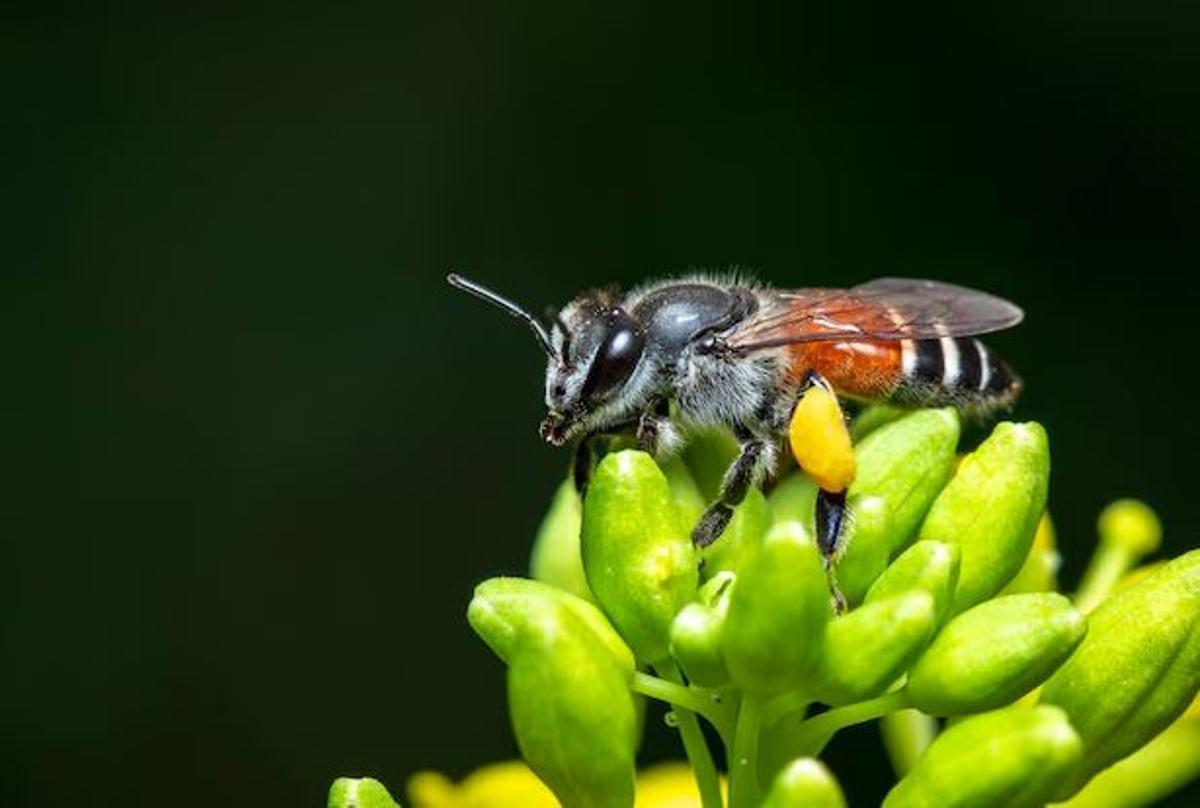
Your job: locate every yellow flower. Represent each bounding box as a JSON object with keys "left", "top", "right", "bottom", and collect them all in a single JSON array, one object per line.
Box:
[{"left": 408, "top": 761, "right": 722, "bottom": 808}]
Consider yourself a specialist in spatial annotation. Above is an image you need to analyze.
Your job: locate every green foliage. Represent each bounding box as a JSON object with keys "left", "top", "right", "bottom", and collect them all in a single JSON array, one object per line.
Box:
[{"left": 334, "top": 414, "right": 1200, "bottom": 807}]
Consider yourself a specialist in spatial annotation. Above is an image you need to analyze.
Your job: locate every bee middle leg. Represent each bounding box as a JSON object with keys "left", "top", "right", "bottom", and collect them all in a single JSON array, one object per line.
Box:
[{"left": 692, "top": 430, "right": 766, "bottom": 548}]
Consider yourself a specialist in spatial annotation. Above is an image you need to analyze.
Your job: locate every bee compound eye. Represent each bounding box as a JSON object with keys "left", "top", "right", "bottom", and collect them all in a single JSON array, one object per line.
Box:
[{"left": 581, "top": 312, "right": 645, "bottom": 403}]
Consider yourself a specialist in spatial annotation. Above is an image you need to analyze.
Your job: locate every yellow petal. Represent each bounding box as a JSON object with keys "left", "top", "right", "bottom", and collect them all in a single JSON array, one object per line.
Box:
[
  {"left": 408, "top": 762, "right": 556, "bottom": 808},
  {"left": 636, "top": 762, "right": 728, "bottom": 808}
]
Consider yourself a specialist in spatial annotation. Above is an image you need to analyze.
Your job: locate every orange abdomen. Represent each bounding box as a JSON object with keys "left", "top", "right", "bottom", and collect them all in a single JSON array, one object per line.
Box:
[{"left": 785, "top": 340, "right": 904, "bottom": 401}]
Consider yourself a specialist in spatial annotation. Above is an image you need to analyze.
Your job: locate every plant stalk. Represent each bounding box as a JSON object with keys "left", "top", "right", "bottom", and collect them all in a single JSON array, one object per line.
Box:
[{"left": 653, "top": 662, "right": 724, "bottom": 808}]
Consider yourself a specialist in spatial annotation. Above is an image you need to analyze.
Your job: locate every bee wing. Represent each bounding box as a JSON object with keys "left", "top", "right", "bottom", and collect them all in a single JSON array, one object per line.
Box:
[{"left": 727, "top": 278, "right": 1024, "bottom": 350}]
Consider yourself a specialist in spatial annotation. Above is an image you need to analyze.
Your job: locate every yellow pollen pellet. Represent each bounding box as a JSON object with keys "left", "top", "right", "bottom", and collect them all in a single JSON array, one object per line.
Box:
[{"left": 789, "top": 384, "right": 856, "bottom": 492}]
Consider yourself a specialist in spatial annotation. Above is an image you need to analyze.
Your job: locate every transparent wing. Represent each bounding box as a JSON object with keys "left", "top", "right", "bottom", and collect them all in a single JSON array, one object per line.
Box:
[{"left": 727, "top": 278, "right": 1024, "bottom": 351}]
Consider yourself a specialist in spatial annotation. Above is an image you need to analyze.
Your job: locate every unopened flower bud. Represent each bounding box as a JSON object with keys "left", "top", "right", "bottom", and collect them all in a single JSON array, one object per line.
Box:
[
  {"left": 529, "top": 478, "right": 592, "bottom": 601},
  {"left": 722, "top": 521, "right": 829, "bottom": 694},
  {"left": 906, "top": 593, "right": 1085, "bottom": 716},
  {"left": 761, "top": 758, "right": 848, "bottom": 808},
  {"left": 1041, "top": 549, "right": 1200, "bottom": 799},
  {"left": 812, "top": 592, "right": 936, "bottom": 706},
  {"left": 702, "top": 487, "right": 770, "bottom": 578},
  {"left": 468, "top": 577, "right": 634, "bottom": 671},
  {"left": 865, "top": 540, "right": 961, "bottom": 626},
  {"left": 836, "top": 409, "right": 961, "bottom": 605},
  {"left": 669, "top": 602, "right": 729, "bottom": 687},
  {"left": 918, "top": 421, "right": 1050, "bottom": 614},
  {"left": 327, "top": 778, "right": 400, "bottom": 808},
  {"left": 1055, "top": 698, "right": 1200, "bottom": 808},
  {"left": 883, "top": 705, "right": 1082, "bottom": 808},
  {"left": 581, "top": 450, "right": 699, "bottom": 664},
  {"left": 1098, "top": 498, "right": 1162, "bottom": 557},
  {"left": 1001, "top": 513, "right": 1059, "bottom": 595},
  {"left": 507, "top": 624, "right": 638, "bottom": 807}
]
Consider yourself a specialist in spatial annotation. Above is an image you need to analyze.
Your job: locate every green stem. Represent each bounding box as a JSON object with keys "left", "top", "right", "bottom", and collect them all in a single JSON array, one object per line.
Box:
[
  {"left": 795, "top": 689, "right": 912, "bottom": 755},
  {"left": 653, "top": 662, "right": 724, "bottom": 808},
  {"left": 762, "top": 688, "right": 811, "bottom": 727},
  {"left": 879, "top": 708, "right": 938, "bottom": 777},
  {"left": 729, "top": 695, "right": 763, "bottom": 808},
  {"left": 767, "top": 688, "right": 912, "bottom": 767},
  {"left": 632, "top": 671, "right": 718, "bottom": 723},
  {"left": 1075, "top": 543, "right": 1133, "bottom": 614}
]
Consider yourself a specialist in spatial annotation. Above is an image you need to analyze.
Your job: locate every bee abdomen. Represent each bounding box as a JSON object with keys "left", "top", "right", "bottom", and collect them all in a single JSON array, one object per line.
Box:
[{"left": 893, "top": 337, "right": 1021, "bottom": 411}]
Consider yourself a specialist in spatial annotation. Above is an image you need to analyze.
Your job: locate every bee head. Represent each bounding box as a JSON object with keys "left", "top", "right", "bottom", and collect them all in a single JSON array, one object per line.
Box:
[
  {"left": 540, "top": 294, "right": 646, "bottom": 445},
  {"left": 446, "top": 273, "right": 646, "bottom": 446}
]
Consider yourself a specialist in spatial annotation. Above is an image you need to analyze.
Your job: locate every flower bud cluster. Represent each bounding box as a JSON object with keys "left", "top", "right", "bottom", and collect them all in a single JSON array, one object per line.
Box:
[{"left": 333, "top": 408, "right": 1200, "bottom": 808}]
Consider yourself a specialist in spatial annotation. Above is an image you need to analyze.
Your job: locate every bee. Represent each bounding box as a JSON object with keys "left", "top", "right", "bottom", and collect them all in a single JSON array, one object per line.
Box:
[{"left": 448, "top": 272, "right": 1023, "bottom": 563}]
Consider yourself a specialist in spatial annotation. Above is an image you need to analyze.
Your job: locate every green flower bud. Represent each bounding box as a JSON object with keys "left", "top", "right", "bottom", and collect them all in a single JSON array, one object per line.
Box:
[
  {"left": 1055, "top": 705, "right": 1200, "bottom": 808},
  {"left": 767, "top": 473, "right": 818, "bottom": 526},
  {"left": 327, "top": 778, "right": 400, "bottom": 808},
  {"left": 681, "top": 426, "right": 740, "bottom": 501},
  {"left": 698, "top": 568, "right": 735, "bottom": 608},
  {"left": 507, "top": 615, "right": 638, "bottom": 807},
  {"left": 671, "top": 572, "right": 738, "bottom": 686},
  {"left": 907, "top": 593, "right": 1086, "bottom": 716},
  {"left": 529, "top": 478, "right": 592, "bottom": 601},
  {"left": 702, "top": 487, "right": 770, "bottom": 578},
  {"left": 883, "top": 705, "right": 1083, "bottom": 808},
  {"left": 1098, "top": 498, "right": 1162, "bottom": 557},
  {"left": 722, "top": 521, "right": 829, "bottom": 694},
  {"left": 836, "top": 409, "right": 961, "bottom": 605},
  {"left": 850, "top": 403, "right": 907, "bottom": 441},
  {"left": 669, "top": 602, "right": 729, "bottom": 687},
  {"left": 468, "top": 577, "right": 634, "bottom": 672},
  {"left": 918, "top": 421, "right": 1050, "bottom": 614},
  {"left": 812, "top": 592, "right": 936, "bottom": 706},
  {"left": 1001, "top": 513, "right": 1059, "bottom": 595},
  {"left": 663, "top": 455, "right": 707, "bottom": 526},
  {"left": 1041, "top": 550, "right": 1200, "bottom": 799},
  {"left": 865, "top": 540, "right": 961, "bottom": 626},
  {"left": 581, "top": 450, "right": 699, "bottom": 664},
  {"left": 761, "top": 758, "right": 848, "bottom": 808}
]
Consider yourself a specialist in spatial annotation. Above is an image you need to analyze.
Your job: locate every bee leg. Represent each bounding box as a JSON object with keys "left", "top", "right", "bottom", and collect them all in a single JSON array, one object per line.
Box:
[
  {"left": 816, "top": 488, "right": 850, "bottom": 614},
  {"left": 635, "top": 398, "right": 672, "bottom": 455},
  {"left": 572, "top": 435, "right": 596, "bottom": 495},
  {"left": 692, "top": 433, "right": 764, "bottom": 548},
  {"left": 790, "top": 371, "right": 855, "bottom": 614}
]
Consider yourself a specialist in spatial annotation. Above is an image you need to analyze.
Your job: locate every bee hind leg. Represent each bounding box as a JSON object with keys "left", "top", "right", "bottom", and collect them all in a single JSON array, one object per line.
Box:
[{"left": 816, "top": 488, "right": 850, "bottom": 614}]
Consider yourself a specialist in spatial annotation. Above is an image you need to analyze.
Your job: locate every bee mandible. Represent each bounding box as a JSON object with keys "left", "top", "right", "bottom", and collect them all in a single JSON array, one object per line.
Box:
[{"left": 447, "top": 272, "right": 1023, "bottom": 566}]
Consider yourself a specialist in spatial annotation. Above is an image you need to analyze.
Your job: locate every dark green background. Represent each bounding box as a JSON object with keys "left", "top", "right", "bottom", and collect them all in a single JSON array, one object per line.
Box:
[{"left": 6, "top": 1, "right": 1200, "bottom": 805}]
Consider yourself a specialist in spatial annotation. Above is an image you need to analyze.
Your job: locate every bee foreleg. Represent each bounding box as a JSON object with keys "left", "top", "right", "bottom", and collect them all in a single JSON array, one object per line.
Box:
[
  {"left": 572, "top": 434, "right": 599, "bottom": 495},
  {"left": 691, "top": 432, "right": 766, "bottom": 548},
  {"left": 635, "top": 397, "right": 676, "bottom": 456}
]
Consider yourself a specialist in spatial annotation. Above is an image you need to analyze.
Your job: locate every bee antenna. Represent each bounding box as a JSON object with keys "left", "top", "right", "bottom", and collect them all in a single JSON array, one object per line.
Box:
[{"left": 447, "top": 272, "right": 558, "bottom": 360}]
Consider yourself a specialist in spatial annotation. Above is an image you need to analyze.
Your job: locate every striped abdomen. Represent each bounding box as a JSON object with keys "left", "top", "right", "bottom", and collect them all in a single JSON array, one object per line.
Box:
[
  {"left": 786, "top": 337, "right": 1021, "bottom": 413},
  {"left": 891, "top": 337, "right": 1021, "bottom": 412}
]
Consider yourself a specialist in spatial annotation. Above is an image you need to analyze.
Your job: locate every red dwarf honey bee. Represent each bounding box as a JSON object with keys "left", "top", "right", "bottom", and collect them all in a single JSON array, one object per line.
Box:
[{"left": 448, "top": 272, "right": 1023, "bottom": 564}]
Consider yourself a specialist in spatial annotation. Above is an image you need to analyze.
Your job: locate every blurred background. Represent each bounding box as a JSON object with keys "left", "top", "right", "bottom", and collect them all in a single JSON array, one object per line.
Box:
[{"left": 6, "top": 1, "right": 1200, "bottom": 805}]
